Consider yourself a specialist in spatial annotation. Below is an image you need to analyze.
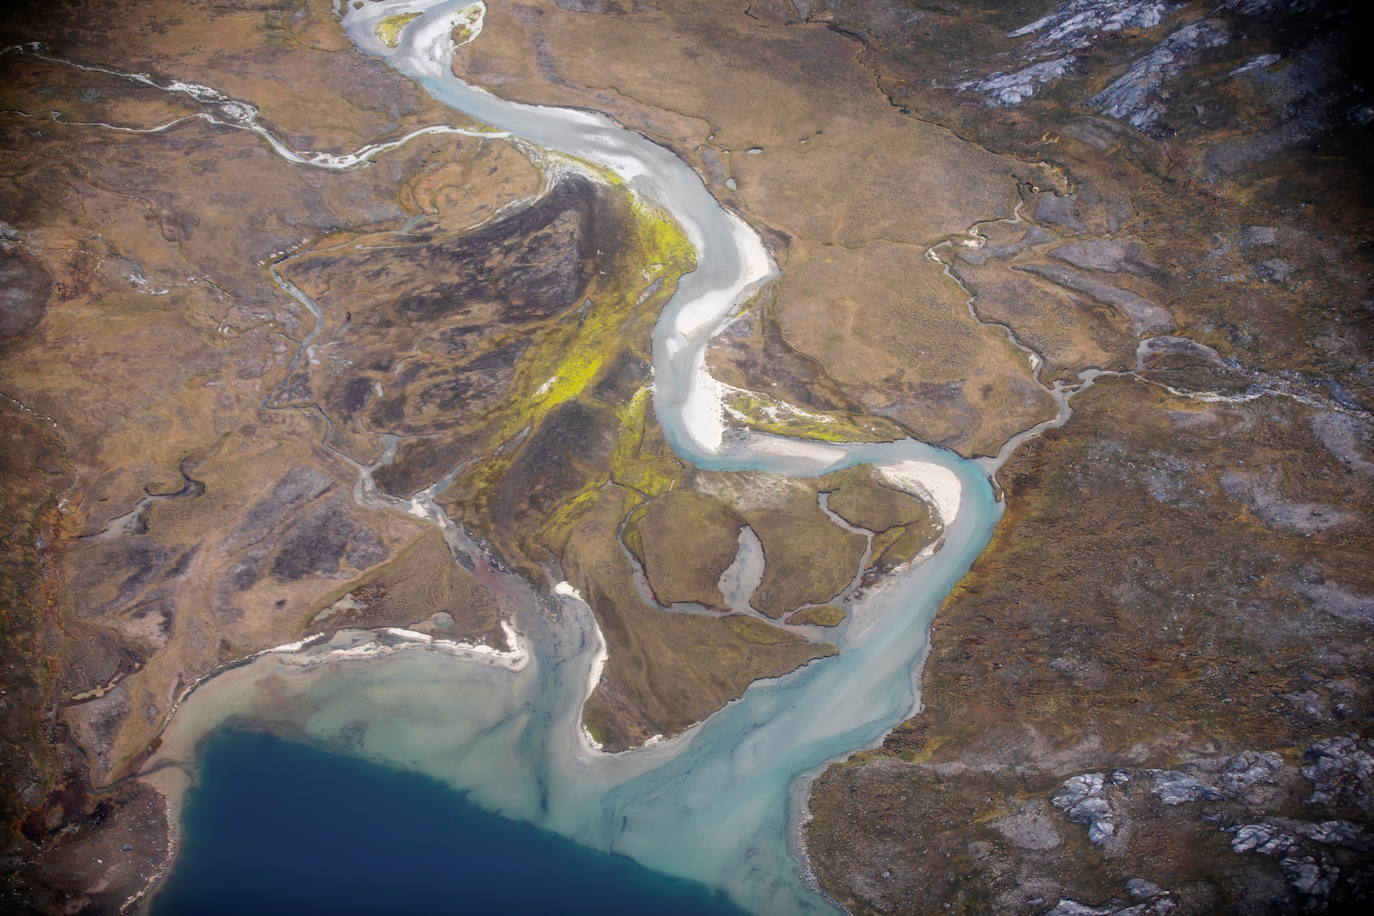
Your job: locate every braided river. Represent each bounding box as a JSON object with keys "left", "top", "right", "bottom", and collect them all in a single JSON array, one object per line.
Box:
[{"left": 143, "top": 2, "right": 1004, "bottom": 912}]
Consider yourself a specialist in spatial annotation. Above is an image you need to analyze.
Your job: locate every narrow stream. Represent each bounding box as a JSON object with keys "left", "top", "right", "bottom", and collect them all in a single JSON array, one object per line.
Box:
[{"left": 142, "top": 3, "right": 1004, "bottom": 914}]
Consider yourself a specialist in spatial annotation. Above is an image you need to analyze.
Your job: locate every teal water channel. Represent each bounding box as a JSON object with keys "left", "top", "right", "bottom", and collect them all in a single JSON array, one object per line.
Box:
[{"left": 146, "top": 2, "right": 1007, "bottom": 913}]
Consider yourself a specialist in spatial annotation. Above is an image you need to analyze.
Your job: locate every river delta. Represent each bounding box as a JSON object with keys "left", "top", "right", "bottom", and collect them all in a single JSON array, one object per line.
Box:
[{"left": 2, "top": 1, "right": 1371, "bottom": 914}]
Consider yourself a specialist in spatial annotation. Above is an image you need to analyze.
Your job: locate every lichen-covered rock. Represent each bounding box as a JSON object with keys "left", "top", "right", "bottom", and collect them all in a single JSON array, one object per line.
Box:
[
  {"left": 1088, "top": 19, "right": 1231, "bottom": 130},
  {"left": 1053, "top": 771, "right": 1132, "bottom": 844},
  {"left": 1303, "top": 734, "right": 1374, "bottom": 814}
]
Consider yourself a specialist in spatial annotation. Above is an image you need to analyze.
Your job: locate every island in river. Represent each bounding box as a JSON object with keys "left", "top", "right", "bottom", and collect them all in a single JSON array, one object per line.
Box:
[{"left": 1, "top": 1, "right": 1372, "bottom": 914}]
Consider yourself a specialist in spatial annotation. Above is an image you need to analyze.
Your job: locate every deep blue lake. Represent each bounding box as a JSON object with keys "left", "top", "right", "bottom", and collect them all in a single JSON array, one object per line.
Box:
[{"left": 152, "top": 727, "right": 749, "bottom": 915}]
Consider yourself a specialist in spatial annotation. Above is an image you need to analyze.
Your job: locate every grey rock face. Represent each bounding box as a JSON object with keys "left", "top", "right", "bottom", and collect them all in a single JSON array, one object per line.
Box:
[
  {"left": 1008, "top": 0, "right": 1172, "bottom": 47},
  {"left": 1280, "top": 856, "right": 1339, "bottom": 898},
  {"left": 1286, "top": 578, "right": 1374, "bottom": 626},
  {"left": 1034, "top": 192, "right": 1079, "bottom": 229},
  {"left": 1048, "top": 239, "right": 1159, "bottom": 277},
  {"left": 991, "top": 799, "right": 1065, "bottom": 850},
  {"left": 959, "top": 58, "right": 1076, "bottom": 106},
  {"left": 1231, "top": 821, "right": 1299, "bottom": 856},
  {"left": 62, "top": 685, "right": 132, "bottom": 776},
  {"left": 1219, "top": 470, "right": 1355, "bottom": 534},
  {"left": 1088, "top": 19, "right": 1231, "bottom": 130},
  {"left": 1047, "top": 899, "right": 1116, "bottom": 916},
  {"left": 1253, "top": 257, "right": 1295, "bottom": 282},
  {"left": 1035, "top": 736, "right": 1373, "bottom": 911},
  {"left": 1309, "top": 412, "right": 1374, "bottom": 476},
  {"left": 1293, "top": 819, "right": 1371, "bottom": 848},
  {"left": 553, "top": 0, "right": 624, "bottom": 12},
  {"left": 226, "top": 466, "right": 334, "bottom": 551},
  {"left": 1239, "top": 225, "right": 1279, "bottom": 248},
  {"left": 1016, "top": 263, "right": 1173, "bottom": 334},
  {"left": 1152, "top": 770, "right": 1222, "bottom": 806},
  {"left": 1202, "top": 737, "right": 1374, "bottom": 905},
  {"left": 1124, "top": 877, "right": 1165, "bottom": 899},
  {"left": 1048, "top": 743, "right": 1369, "bottom": 909},
  {"left": 1150, "top": 750, "right": 1286, "bottom": 806},
  {"left": 1052, "top": 770, "right": 1132, "bottom": 845},
  {"left": 270, "top": 501, "right": 385, "bottom": 582},
  {"left": 1303, "top": 734, "right": 1374, "bottom": 814},
  {"left": 959, "top": 0, "right": 1176, "bottom": 105},
  {"left": 1217, "top": 751, "right": 1287, "bottom": 798},
  {"left": 1136, "top": 335, "right": 1227, "bottom": 369},
  {"left": 1229, "top": 815, "right": 1369, "bottom": 905}
]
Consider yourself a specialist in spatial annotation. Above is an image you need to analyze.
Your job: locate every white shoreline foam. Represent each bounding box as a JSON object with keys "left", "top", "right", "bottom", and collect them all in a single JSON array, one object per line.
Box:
[
  {"left": 262, "top": 620, "right": 531, "bottom": 672},
  {"left": 554, "top": 582, "right": 612, "bottom": 757}
]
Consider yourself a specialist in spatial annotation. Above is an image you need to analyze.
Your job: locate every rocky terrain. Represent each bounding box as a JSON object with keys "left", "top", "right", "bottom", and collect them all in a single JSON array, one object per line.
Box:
[
  {"left": 797, "top": 1, "right": 1374, "bottom": 913},
  {"left": 0, "top": 0, "right": 1369, "bottom": 913}
]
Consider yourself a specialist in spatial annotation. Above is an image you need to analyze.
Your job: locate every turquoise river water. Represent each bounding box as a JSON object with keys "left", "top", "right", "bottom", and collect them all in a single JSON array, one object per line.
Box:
[{"left": 142, "top": 2, "right": 1006, "bottom": 913}]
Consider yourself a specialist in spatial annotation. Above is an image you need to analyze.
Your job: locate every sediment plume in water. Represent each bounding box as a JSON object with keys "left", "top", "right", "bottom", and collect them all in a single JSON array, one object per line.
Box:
[{"left": 142, "top": 3, "right": 1006, "bottom": 913}]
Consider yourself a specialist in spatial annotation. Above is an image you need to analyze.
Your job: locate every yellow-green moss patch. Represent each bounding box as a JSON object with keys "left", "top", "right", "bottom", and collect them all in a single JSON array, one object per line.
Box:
[
  {"left": 723, "top": 386, "right": 880, "bottom": 443},
  {"left": 376, "top": 12, "right": 421, "bottom": 48}
]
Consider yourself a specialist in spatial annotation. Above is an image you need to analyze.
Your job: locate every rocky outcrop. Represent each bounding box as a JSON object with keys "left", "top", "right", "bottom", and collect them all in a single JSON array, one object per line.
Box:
[
  {"left": 1086, "top": 18, "right": 1229, "bottom": 130},
  {"left": 804, "top": 1, "right": 1373, "bottom": 903}
]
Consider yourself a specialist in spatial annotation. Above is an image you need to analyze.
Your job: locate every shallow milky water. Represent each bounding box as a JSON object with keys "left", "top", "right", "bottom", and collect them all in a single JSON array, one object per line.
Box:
[
  {"left": 152, "top": 729, "right": 748, "bottom": 914},
  {"left": 145, "top": 2, "right": 1004, "bottom": 913}
]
